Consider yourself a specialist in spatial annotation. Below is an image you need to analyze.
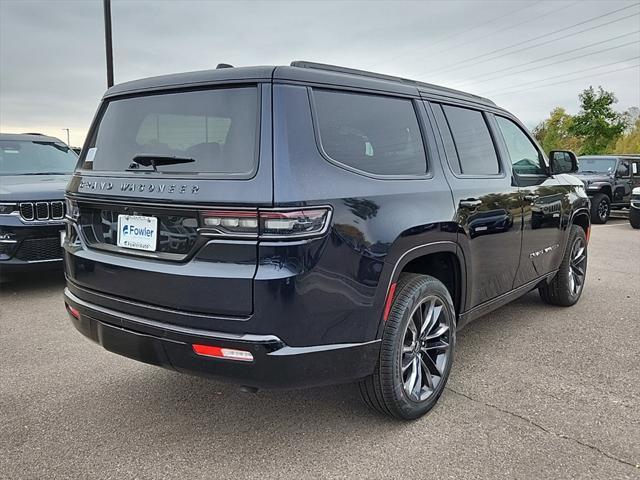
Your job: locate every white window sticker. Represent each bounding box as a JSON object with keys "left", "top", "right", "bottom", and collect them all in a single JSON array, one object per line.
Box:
[{"left": 85, "top": 147, "right": 97, "bottom": 163}]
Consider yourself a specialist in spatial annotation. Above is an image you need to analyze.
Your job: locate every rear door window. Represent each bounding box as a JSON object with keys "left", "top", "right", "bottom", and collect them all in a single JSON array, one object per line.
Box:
[
  {"left": 439, "top": 104, "right": 500, "bottom": 176},
  {"left": 81, "top": 86, "right": 259, "bottom": 176},
  {"left": 312, "top": 89, "right": 427, "bottom": 176}
]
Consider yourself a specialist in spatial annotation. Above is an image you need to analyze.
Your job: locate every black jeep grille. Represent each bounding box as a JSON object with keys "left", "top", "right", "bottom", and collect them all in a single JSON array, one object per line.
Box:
[
  {"left": 19, "top": 201, "right": 65, "bottom": 221},
  {"left": 14, "top": 237, "right": 63, "bottom": 262}
]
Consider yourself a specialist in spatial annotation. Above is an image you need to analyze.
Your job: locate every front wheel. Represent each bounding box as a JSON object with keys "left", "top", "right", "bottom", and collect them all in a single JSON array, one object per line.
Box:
[
  {"left": 539, "top": 225, "right": 587, "bottom": 306},
  {"left": 590, "top": 193, "right": 610, "bottom": 224},
  {"left": 359, "top": 273, "right": 455, "bottom": 420}
]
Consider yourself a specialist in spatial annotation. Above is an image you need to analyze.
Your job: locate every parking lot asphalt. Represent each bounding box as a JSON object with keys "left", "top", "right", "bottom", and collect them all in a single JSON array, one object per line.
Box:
[{"left": 1, "top": 219, "right": 639, "bottom": 480}]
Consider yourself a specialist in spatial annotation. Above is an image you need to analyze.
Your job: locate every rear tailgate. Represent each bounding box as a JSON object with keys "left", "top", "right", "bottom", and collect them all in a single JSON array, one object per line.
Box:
[{"left": 65, "top": 83, "right": 272, "bottom": 319}]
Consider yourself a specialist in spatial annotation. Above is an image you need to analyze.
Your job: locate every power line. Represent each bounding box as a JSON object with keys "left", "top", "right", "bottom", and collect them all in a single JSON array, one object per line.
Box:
[
  {"left": 480, "top": 56, "right": 640, "bottom": 96},
  {"left": 430, "top": 1, "right": 580, "bottom": 59},
  {"left": 367, "top": 1, "right": 542, "bottom": 69},
  {"left": 451, "top": 32, "right": 640, "bottom": 88},
  {"left": 421, "top": 3, "right": 640, "bottom": 76},
  {"left": 486, "top": 63, "right": 640, "bottom": 98}
]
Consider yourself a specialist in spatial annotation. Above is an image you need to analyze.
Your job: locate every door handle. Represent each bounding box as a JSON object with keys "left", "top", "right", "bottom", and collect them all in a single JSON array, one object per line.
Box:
[
  {"left": 459, "top": 199, "right": 482, "bottom": 209},
  {"left": 523, "top": 194, "right": 539, "bottom": 202}
]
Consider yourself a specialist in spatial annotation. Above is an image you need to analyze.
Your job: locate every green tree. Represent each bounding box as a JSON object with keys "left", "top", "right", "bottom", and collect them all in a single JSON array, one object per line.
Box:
[
  {"left": 612, "top": 118, "right": 640, "bottom": 153},
  {"left": 569, "top": 86, "right": 627, "bottom": 154},
  {"left": 533, "top": 107, "right": 581, "bottom": 153}
]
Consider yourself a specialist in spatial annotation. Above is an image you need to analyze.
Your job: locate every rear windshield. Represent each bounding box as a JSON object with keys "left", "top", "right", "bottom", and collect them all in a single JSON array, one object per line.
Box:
[
  {"left": 0, "top": 140, "right": 77, "bottom": 175},
  {"left": 81, "top": 86, "right": 259, "bottom": 176}
]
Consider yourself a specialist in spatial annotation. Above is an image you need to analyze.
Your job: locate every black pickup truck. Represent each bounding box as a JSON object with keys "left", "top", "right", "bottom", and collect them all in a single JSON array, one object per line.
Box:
[{"left": 574, "top": 155, "right": 640, "bottom": 224}]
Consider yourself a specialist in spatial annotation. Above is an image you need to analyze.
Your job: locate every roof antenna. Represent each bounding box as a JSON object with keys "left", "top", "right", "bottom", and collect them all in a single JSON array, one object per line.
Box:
[{"left": 216, "top": 63, "right": 234, "bottom": 69}]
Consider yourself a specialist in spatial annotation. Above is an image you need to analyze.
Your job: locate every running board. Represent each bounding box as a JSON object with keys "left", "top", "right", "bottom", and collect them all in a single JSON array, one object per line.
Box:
[{"left": 458, "top": 271, "right": 557, "bottom": 330}]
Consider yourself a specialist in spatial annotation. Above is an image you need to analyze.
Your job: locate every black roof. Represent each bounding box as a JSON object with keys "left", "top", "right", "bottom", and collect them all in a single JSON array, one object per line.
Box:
[
  {"left": 103, "top": 61, "right": 496, "bottom": 108},
  {"left": 0, "top": 133, "right": 65, "bottom": 143}
]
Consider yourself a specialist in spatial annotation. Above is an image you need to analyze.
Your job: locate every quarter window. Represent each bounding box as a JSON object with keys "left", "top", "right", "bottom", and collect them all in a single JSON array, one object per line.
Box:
[
  {"left": 441, "top": 105, "right": 500, "bottom": 175},
  {"left": 495, "top": 116, "right": 545, "bottom": 175},
  {"left": 617, "top": 160, "right": 630, "bottom": 177},
  {"left": 313, "top": 89, "right": 427, "bottom": 176}
]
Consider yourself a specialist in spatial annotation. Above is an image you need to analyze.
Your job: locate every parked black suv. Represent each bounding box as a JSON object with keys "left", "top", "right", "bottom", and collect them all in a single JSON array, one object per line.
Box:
[
  {"left": 0, "top": 133, "right": 77, "bottom": 280},
  {"left": 575, "top": 154, "right": 640, "bottom": 224},
  {"left": 63, "top": 62, "right": 590, "bottom": 419}
]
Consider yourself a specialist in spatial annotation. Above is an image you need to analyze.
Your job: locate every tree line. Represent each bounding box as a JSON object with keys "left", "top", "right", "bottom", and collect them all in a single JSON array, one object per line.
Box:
[{"left": 533, "top": 86, "right": 639, "bottom": 155}]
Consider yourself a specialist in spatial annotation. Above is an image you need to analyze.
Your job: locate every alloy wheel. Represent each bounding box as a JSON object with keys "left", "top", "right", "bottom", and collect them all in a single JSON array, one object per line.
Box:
[
  {"left": 598, "top": 199, "right": 609, "bottom": 221},
  {"left": 568, "top": 237, "right": 587, "bottom": 296},
  {"left": 400, "top": 296, "right": 452, "bottom": 402}
]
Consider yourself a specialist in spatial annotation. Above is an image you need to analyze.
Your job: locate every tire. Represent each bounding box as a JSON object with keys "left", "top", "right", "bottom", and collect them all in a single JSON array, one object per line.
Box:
[
  {"left": 359, "top": 273, "right": 456, "bottom": 420},
  {"left": 630, "top": 208, "right": 640, "bottom": 229},
  {"left": 590, "top": 193, "right": 610, "bottom": 224},
  {"left": 539, "top": 225, "right": 587, "bottom": 307}
]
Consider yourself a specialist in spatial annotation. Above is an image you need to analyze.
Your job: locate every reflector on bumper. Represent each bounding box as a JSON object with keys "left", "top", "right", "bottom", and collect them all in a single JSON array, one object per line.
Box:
[{"left": 192, "top": 344, "right": 254, "bottom": 362}]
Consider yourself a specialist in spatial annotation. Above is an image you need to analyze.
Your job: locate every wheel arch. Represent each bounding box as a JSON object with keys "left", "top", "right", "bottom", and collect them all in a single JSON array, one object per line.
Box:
[
  {"left": 571, "top": 209, "right": 590, "bottom": 238},
  {"left": 376, "top": 242, "right": 467, "bottom": 339}
]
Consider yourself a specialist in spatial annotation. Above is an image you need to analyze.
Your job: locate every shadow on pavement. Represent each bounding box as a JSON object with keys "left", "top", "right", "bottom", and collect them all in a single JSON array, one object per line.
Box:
[{"left": 0, "top": 269, "right": 66, "bottom": 297}]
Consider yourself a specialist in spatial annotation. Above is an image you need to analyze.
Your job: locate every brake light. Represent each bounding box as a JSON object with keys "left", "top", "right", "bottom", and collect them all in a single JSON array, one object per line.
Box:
[
  {"left": 192, "top": 344, "right": 254, "bottom": 362},
  {"left": 200, "top": 207, "right": 331, "bottom": 239}
]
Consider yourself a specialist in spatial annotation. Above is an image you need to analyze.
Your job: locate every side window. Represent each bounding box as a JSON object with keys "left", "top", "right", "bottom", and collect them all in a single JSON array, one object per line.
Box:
[
  {"left": 617, "top": 160, "right": 630, "bottom": 177},
  {"left": 312, "top": 89, "right": 427, "bottom": 176},
  {"left": 441, "top": 105, "right": 500, "bottom": 175},
  {"left": 633, "top": 162, "right": 639, "bottom": 176},
  {"left": 495, "top": 116, "right": 545, "bottom": 175}
]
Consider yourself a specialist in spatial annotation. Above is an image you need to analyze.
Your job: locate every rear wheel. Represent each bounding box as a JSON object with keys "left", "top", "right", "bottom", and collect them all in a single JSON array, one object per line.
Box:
[
  {"left": 630, "top": 207, "right": 640, "bottom": 229},
  {"left": 359, "top": 273, "right": 455, "bottom": 420},
  {"left": 590, "top": 193, "right": 610, "bottom": 224},
  {"left": 539, "top": 225, "right": 587, "bottom": 306}
]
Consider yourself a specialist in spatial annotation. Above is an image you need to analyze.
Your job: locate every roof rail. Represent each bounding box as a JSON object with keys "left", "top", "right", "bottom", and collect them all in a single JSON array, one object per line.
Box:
[
  {"left": 22, "top": 132, "right": 45, "bottom": 136},
  {"left": 290, "top": 61, "right": 419, "bottom": 86},
  {"left": 290, "top": 60, "right": 495, "bottom": 105}
]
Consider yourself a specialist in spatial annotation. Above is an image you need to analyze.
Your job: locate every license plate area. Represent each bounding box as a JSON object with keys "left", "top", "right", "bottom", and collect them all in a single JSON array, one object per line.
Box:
[{"left": 117, "top": 214, "right": 158, "bottom": 252}]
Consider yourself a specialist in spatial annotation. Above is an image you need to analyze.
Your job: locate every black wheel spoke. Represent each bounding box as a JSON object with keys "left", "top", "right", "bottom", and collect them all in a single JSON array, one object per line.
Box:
[
  {"left": 419, "top": 356, "right": 434, "bottom": 389},
  {"left": 422, "top": 351, "right": 442, "bottom": 377}
]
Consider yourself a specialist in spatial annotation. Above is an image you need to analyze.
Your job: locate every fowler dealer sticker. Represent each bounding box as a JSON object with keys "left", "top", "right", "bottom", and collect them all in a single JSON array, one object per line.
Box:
[{"left": 117, "top": 214, "right": 158, "bottom": 252}]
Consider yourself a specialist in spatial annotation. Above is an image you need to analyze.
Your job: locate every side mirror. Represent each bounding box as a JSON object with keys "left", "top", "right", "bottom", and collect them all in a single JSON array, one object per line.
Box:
[{"left": 549, "top": 150, "right": 578, "bottom": 175}]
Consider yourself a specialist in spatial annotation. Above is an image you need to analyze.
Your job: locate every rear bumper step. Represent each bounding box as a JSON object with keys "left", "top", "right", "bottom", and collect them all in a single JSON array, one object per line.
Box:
[{"left": 64, "top": 288, "right": 380, "bottom": 389}]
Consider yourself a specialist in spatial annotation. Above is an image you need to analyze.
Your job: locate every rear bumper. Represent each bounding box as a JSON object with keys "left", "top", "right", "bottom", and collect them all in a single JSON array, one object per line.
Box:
[{"left": 64, "top": 288, "right": 380, "bottom": 389}]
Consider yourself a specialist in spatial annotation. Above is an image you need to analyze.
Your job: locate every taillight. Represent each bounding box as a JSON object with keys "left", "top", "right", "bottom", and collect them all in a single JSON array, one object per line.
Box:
[
  {"left": 200, "top": 207, "right": 331, "bottom": 239},
  {"left": 260, "top": 209, "right": 330, "bottom": 238},
  {"left": 201, "top": 210, "right": 259, "bottom": 236},
  {"left": 65, "top": 197, "right": 80, "bottom": 222}
]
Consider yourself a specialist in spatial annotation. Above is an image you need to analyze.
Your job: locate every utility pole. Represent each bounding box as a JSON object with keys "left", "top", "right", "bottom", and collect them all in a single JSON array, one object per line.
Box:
[
  {"left": 62, "top": 128, "right": 70, "bottom": 146},
  {"left": 103, "top": 0, "right": 114, "bottom": 88}
]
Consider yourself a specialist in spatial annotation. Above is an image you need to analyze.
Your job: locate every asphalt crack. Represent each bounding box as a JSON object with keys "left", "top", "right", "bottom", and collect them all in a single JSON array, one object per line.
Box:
[{"left": 445, "top": 386, "right": 639, "bottom": 470}]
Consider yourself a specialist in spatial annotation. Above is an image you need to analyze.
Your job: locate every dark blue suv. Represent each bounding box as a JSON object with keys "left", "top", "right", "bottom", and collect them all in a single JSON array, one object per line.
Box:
[{"left": 63, "top": 62, "right": 590, "bottom": 419}]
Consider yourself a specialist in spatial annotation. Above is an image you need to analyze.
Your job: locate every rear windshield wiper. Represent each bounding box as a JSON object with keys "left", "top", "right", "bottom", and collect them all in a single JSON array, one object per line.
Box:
[{"left": 128, "top": 155, "right": 195, "bottom": 172}]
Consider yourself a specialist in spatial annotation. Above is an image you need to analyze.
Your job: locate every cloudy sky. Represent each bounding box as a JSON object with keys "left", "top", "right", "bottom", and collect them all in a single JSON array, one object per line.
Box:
[{"left": 1, "top": 0, "right": 638, "bottom": 146}]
